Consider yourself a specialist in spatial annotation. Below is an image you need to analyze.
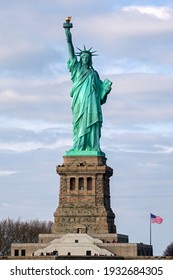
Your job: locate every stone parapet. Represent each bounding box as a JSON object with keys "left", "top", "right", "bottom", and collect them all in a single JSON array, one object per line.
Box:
[
  {"left": 63, "top": 155, "right": 107, "bottom": 166},
  {"left": 57, "top": 164, "right": 113, "bottom": 176}
]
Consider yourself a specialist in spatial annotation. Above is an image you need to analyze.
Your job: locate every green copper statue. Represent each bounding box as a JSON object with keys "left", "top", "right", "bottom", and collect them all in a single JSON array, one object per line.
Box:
[{"left": 63, "top": 17, "right": 112, "bottom": 156}]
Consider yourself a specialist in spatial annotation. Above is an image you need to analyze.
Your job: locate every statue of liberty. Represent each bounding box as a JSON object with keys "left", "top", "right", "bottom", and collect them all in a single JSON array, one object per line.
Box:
[{"left": 63, "top": 17, "right": 112, "bottom": 156}]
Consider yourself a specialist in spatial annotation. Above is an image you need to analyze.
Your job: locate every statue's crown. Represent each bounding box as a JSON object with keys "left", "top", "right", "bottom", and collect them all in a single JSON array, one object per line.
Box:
[{"left": 76, "top": 45, "right": 98, "bottom": 57}]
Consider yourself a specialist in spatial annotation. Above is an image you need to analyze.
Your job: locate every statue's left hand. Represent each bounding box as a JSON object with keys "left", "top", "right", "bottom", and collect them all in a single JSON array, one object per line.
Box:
[{"left": 103, "top": 79, "right": 112, "bottom": 94}]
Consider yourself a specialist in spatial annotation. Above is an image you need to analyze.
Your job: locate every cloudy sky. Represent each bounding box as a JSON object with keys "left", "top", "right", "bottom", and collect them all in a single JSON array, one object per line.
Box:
[{"left": 0, "top": 0, "right": 173, "bottom": 256}]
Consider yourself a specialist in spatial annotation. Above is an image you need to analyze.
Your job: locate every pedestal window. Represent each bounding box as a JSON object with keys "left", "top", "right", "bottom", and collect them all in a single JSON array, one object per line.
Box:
[
  {"left": 87, "top": 177, "right": 92, "bottom": 190},
  {"left": 70, "top": 177, "right": 75, "bottom": 190},
  {"left": 78, "top": 177, "right": 84, "bottom": 190}
]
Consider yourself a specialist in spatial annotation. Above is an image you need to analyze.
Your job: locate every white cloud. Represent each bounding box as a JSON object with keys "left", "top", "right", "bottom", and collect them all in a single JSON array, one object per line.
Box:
[
  {"left": 0, "top": 117, "right": 70, "bottom": 133},
  {"left": 111, "top": 144, "right": 173, "bottom": 155},
  {"left": 0, "top": 139, "right": 72, "bottom": 153},
  {"left": 0, "top": 170, "right": 19, "bottom": 176},
  {"left": 154, "top": 145, "right": 173, "bottom": 154},
  {"left": 123, "top": 6, "right": 172, "bottom": 20},
  {"left": 1, "top": 202, "right": 11, "bottom": 208},
  {"left": 0, "top": 90, "right": 36, "bottom": 103}
]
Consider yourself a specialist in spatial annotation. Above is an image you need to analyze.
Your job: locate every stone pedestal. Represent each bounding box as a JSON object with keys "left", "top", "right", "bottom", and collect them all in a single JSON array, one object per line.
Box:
[
  {"left": 11, "top": 156, "right": 153, "bottom": 258},
  {"left": 52, "top": 156, "right": 116, "bottom": 235}
]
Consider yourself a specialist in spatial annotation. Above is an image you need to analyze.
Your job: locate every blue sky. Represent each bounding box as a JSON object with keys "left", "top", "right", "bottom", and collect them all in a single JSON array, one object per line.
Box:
[{"left": 0, "top": 0, "right": 173, "bottom": 256}]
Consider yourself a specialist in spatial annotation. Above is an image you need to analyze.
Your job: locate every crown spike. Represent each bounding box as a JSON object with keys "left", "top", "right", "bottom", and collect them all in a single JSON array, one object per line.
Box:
[
  {"left": 75, "top": 46, "right": 98, "bottom": 57},
  {"left": 76, "top": 47, "right": 82, "bottom": 52}
]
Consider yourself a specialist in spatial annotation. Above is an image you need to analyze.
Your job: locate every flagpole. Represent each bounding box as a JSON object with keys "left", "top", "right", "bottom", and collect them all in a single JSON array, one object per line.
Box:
[{"left": 150, "top": 213, "right": 152, "bottom": 246}]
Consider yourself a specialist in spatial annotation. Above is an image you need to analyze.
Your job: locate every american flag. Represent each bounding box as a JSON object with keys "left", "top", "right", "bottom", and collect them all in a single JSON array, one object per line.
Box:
[{"left": 150, "top": 213, "right": 163, "bottom": 224}]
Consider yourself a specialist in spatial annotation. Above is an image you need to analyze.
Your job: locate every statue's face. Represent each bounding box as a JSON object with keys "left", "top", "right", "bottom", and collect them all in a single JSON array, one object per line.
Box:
[{"left": 81, "top": 53, "right": 91, "bottom": 66}]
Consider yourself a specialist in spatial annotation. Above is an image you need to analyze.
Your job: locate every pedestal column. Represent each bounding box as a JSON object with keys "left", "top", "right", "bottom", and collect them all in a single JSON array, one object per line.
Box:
[{"left": 52, "top": 156, "right": 116, "bottom": 235}]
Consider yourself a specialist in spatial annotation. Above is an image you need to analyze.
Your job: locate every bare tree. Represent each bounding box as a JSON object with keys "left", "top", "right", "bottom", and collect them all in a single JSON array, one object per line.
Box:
[
  {"left": 163, "top": 241, "right": 173, "bottom": 256},
  {"left": 0, "top": 218, "right": 53, "bottom": 256}
]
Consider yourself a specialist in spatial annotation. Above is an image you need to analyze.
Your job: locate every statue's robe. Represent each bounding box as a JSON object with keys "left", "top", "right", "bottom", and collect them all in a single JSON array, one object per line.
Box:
[{"left": 68, "top": 56, "right": 107, "bottom": 151}]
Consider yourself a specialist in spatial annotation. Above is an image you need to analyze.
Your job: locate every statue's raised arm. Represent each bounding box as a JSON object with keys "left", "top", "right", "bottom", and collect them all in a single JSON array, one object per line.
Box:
[
  {"left": 63, "top": 17, "right": 112, "bottom": 157},
  {"left": 63, "top": 17, "right": 75, "bottom": 60}
]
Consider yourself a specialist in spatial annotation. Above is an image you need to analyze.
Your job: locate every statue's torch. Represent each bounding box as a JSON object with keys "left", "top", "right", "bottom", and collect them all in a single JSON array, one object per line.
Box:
[{"left": 63, "top": 16, "right": 73, "bottom": 29}]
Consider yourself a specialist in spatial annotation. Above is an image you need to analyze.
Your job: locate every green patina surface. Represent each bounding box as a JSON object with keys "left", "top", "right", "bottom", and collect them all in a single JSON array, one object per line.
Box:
[{"left": 63, "top": 19, "right": 112, "bottom": 157}]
